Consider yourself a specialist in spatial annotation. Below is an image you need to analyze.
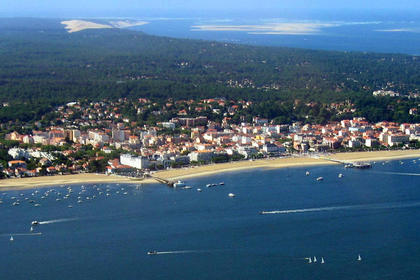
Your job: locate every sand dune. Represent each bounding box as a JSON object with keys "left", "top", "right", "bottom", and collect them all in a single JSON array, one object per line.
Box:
[
  {"left": 61, "top": 19, "right": 149, "bottom": 33},
  {"left": 61, "top": 20, "right": 113, "bottom": 33}
]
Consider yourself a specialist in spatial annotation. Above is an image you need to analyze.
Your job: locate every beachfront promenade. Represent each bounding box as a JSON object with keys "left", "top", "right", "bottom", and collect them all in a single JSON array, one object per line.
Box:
[{"left": 0, "top": 150, "right": 419, "bottom": 190}]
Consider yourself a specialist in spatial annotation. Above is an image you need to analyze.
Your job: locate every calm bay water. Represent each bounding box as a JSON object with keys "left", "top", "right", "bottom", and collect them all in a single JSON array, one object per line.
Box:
[
  {"left": 1, "top": 158, "right": 420, "bottom": 279},
  {"left": 129, "top": 11, "right": 420, "bottom": 55}
]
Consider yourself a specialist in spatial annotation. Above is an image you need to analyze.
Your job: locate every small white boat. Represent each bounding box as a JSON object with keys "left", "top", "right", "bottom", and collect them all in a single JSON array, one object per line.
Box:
[
  {"left": 313, "top": 256, "right": 317, "bottom": 263},
  {"left": 338, "top": 173, "right": 343, "bottom": 178},
  {"left": 206, "top": 184, "right": 212, "bottom": 188},
  {"left": 30, "top": 226, "right": 34, "bottom": 232},
  {"left": 305, "top": 171, "right": 310, "bottom": 176},
  {"left": 316, "top": 177, "right": 323, "bottom": 181},
  {"left": 10, "top": 235, "right": 14, "bottom": 242},
  {"left": 182, "top": 186, "right": 192, "bottom": 190},
  {"left": 173, "top": 181, "right": 186, "bottom": 188},
  {"left": 321, "top": 257, "right": 325, "bottom": 264},
  {"left": 197, "top": 188, "right": 202, "bottom": 192},
  {"left": 31, "top": 221, "right": 39, "bottom": 226},
  {"left": 357, "top": 254, "right": 362, "bottom": 261},
  {"left": 147, "top": 250, "right": 158, "bottom": 255},
  {"left": 308, "top": 257, "right": 312, "bottom": 263},
  {"left": 219, "top": 182, "right": 225, "bottom": 185},
  {"left": 228, "top": 193, "right": 235, "bottom": 197}
]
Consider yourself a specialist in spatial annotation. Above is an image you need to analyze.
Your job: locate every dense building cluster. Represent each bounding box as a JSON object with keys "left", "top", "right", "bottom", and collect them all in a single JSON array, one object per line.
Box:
[{"left": 2, "top": 98, "right": 419, "bottom": 178}]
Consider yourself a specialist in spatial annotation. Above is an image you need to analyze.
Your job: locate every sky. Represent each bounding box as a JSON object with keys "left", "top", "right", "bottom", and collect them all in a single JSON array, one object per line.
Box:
[{"left": 1, "top": 0, "right": 418, "bottom": 17}]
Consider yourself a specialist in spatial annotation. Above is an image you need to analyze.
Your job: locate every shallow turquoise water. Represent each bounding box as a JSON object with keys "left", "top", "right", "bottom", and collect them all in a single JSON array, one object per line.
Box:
[{"left": 1, "top": 159, "right": 420, "bottom": 279}]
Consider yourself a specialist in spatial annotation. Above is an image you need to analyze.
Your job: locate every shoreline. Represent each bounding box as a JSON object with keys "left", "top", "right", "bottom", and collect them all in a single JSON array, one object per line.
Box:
[{"left": 1, "top": 150, "right": 419, "bottom": 191}]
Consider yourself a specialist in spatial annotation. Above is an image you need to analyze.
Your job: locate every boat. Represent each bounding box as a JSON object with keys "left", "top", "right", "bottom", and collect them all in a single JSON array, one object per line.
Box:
[
  {"left": 313, "top": 256, "right": 317, "bottom": 263},
  {"left": 316, "top": 177, "right": 323, "bottom": 181},
  {"left": 219, "top": 182, "right": 225, "bottom": 185},
  {"left": 352, "top": 162, "right": 372, "bottom": 169},
  {"left": 228, "top": 193, "right": 235, "bottom": 197},
  {"left": 206, "top": 184, "right": 212, "bottom": 188},
  {"left": 10, "top": 235, "right": 14, "bottom": 242},
  {"left": 30, "top": 226, "right": 34, "bottom": 232},
  {"left": 308, "top": 257, "right": 312, "bottom": 263},
  {"left": 305, "top": 171, "right": 310, "bottom": 176},
  {"left": 31, "top": 221, "right": 39, "bottom": 226},
  {"left": 197, "top": 188, "right": 202, "bottom": 192},
  {"left": 182, "top": 186, "right": 192, "bottom": 190},
  {"left": 173, "top": 181, "right": 186, "bottom": 188},
  {"left": 357, "top": 254, "right": 362, "bottom": 261},
  {"left": 338, "top": 173, "right": 343, "bottom": 178},
  {"left": 321, "top": 257, "right": 325, "bottom": 264},
  {"left": 147, "top": 251, "right": 158, "bottom": 255}
]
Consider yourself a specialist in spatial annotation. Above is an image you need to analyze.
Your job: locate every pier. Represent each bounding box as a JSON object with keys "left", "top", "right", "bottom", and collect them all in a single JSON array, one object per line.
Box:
[
  {"left": 144, "top": 174, "right": 176, "bottom": 187},
  {"left": 127, "top": 173, "right": 177, "bottom": 187},
  {"left": 318, "top": 157, "right": 372, "bottom": 169}
]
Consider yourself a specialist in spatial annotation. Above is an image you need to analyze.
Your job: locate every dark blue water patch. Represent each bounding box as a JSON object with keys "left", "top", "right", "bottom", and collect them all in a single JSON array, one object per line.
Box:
[{"left": 0, "top": 158, "right": 419, "bottom": 279}]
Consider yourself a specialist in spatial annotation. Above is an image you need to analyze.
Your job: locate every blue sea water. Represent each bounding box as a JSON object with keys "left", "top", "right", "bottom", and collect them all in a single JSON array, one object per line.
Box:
[
  {"left": 129, "top": 11, "right": 420, "bottom": 55},
  {"left": 1, "top": 158, "right": 420, "bottom": 279}
]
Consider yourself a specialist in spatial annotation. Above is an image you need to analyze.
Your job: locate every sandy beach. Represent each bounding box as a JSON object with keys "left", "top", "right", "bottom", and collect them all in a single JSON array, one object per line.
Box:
[{"left": 1, "top": 150, "right": 419, "bottom": 190}]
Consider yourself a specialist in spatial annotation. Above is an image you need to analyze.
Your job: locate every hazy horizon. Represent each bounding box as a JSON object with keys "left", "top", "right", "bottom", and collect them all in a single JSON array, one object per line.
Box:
[{"left": 1, "top": 0, "right": 419, "bottom": 18}]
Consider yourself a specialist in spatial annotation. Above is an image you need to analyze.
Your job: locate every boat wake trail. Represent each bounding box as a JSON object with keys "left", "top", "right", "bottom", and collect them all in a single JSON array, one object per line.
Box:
[
  {"left": 370, "top": 171, "right": 420, "bottom": 176},
  {"left": 1, "top": 232, "right": 42, "bottom": 236},
  {"left": 261, "top": 201, "right": 420, "bottom": 215},
  {"left": 39, "top": 218, "right": 79, "bottom": 225},
  {"left": 155, "top": 250, "right": 198, "bottom": 255}
]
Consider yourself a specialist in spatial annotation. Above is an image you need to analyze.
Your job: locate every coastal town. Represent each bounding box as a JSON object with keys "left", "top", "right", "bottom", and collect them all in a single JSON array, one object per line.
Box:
[{"left": 1, "top": 98, "right": 420, "bottom": 179}]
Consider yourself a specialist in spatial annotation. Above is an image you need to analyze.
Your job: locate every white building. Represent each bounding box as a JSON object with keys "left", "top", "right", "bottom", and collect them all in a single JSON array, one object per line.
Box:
[
  {"left": 189, "top": 151, "right": 214, "bottom": 162},
  {"left": 71, "top": 130, "right": 81, "bottom": 142},
  {"left": 365, "top": 138, "right": 379, "bottom": 148},
  {"left": 237, "top": 146, "right": 258, "bottom": 159},
  {"left": 120, "top": 154, "right": 150, "bottom": 169},
  {"left": 348, "top": 139, "right": 361, "bottom": 148},
  {"left": 387, "top": 134, "right": 409, "bottom": 147},
  {"left": 88, "top": 131, "right": 110, "bottom": 143},
  {"left": 262, "top": 143, "right": 285, "bottom": 154},
  {"left": 161, "top": 122, "right": 176, "bottom": 130},
  {"left": 8, "top": 148, "right": 30, "bottom": 160}
]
